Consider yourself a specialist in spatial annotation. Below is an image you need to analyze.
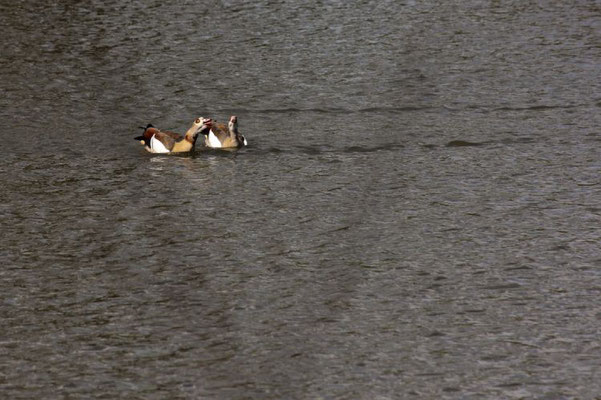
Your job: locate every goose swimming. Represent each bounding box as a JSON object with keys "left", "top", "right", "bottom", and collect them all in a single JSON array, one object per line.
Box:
[
  {"left": 204, "top": 115, "right": 247, "bottom": 149},
  {"left": 135, "top": 117, "right": 212, "bottom": 153}
]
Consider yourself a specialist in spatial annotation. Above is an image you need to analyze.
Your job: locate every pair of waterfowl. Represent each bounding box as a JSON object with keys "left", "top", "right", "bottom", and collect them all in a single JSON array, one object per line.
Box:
[{"left": 135, "top": 115, "right": 247, "bottom": 153}]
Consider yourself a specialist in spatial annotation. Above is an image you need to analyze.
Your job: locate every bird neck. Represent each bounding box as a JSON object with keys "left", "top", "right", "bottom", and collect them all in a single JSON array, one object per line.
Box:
[
  {"left": 228, "top": 124, "right": 238, "bottom": 140},
  {"left": 184, "top": 125, "right": 200, "bottom": 143}
]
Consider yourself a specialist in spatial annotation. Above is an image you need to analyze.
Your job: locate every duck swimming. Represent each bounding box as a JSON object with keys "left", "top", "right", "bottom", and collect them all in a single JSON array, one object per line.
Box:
[
  {"left": 204, "top": 115, "right": 247, "bottom": 149},
  {"left": 135, "top": 117, "right": 212, "bottom": 153}
]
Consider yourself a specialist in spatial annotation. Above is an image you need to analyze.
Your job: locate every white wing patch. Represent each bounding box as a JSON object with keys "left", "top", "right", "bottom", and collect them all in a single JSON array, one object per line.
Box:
[
  {"left": 150, "top": 135, "right": 170, "bottom": 153},
  {"left": 207, "top": 130, "right": 222, "bottom": 148}
]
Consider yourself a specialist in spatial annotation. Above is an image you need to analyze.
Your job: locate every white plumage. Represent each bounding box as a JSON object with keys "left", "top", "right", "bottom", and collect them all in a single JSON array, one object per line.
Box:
[
  {"left": 207, "top": 130, "right": 223, "bottom": 148},
  {"left": 150, "top": 135, "right": 170, "bottom": 153}
]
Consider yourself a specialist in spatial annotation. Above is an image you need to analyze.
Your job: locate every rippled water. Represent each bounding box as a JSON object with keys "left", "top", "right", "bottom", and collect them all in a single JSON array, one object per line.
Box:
[{"left": 2, "top": 1, "right": 601, "bottom": 399}]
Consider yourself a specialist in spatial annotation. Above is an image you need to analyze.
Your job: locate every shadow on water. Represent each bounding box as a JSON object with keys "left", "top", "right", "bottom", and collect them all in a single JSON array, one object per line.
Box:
[
  {"left": 445, "top": 140, "right": 488, "bottom": 147},
  {"left": 444, "top": 136, "right": 539, "bottom": 148},
  {"left": 419, "top": 136, "right": 538, "bottom": 150}
]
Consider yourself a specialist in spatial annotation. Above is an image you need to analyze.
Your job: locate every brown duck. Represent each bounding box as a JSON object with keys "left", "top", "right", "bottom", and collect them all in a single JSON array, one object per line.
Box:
[
  {"left": 204, "top": 115, "right": 247, "bottom": 149},
  {"left": 135, "top": 117, "right": 212, "bottom": 153}
]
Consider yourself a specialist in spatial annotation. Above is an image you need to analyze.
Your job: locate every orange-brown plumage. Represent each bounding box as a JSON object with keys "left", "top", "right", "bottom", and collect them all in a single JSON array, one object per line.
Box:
[
  {"left": 203, "top": 116, "right": 247, "bottom": 149},
  {"left": 134, "top": 118, "right": 213, "bottom": 153}
]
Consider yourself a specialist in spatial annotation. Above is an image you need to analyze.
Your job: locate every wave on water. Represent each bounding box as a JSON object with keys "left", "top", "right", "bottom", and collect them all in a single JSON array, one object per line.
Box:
[
  {"left": 224, "top": 106, "right": 434, "bottom": 115},
  {"left": 225, "top": 102, "right": 589, "bottom": 116}
]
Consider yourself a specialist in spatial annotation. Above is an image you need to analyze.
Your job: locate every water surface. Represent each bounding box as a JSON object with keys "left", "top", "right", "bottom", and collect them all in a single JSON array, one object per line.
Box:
[{"left": 1, "top": 1, "right": 601, "bottom": 399}]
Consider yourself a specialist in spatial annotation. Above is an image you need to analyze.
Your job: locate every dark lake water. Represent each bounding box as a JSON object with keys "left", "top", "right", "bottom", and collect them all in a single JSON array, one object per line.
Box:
[{"left": 2, "top": 1, "right": 601, "bottom": 399}]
